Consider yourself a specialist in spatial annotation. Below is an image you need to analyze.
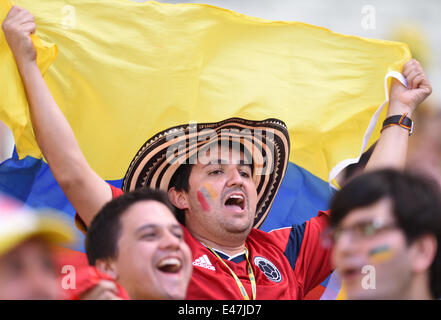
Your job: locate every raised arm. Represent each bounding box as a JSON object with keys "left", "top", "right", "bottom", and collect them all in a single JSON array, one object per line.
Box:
[
  {"left": 2, "top": 6, "right": 111, "bottom": 226},
  {"left": 365, "top": 59, "right": 432, "bottom": 171}
]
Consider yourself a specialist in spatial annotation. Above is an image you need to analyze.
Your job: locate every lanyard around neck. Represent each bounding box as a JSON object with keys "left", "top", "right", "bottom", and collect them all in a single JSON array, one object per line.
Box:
[{"left": 205, "top": 244, "right": 256, "bottom": 300}]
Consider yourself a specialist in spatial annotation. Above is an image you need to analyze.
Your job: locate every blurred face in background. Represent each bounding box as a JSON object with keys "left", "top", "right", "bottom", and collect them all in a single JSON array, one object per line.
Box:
[
  {"left": 331, "top": 198, "right": 433, "bottom": 300},
  {"left": 0, "top": 237, "right": 60, "bottom": 300}
]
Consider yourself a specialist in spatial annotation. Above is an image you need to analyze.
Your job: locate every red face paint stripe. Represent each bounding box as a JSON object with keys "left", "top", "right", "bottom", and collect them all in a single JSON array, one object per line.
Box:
[{"left": 197, "top": 190, "right": 210, "bottom": 211}]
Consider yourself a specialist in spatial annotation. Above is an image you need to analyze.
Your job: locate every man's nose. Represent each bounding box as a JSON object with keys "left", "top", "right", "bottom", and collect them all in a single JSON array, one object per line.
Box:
[
  {"left": 160, "top": 230, "right": 181, "bottom": 251},
  {"left": 226, "top": 167, "right": 244, "bottom": 187}
]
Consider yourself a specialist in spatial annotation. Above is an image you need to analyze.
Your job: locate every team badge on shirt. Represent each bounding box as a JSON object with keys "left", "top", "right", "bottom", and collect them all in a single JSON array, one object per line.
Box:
[{"left": 254, "top": 256, "right": 282, "bottom": 283}]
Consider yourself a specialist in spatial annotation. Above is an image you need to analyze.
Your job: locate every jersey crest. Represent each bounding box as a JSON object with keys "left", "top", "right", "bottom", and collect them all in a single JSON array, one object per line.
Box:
[{"left": 254, "top": 256, "right": 282, "bottom": 283}]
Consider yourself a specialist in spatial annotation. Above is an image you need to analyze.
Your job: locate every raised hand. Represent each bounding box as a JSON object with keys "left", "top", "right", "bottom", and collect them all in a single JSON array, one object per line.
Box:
[
  {"left": 2, "top": 6, "right": 37, "bottom": 67},
  {"left": 389, "top": 59, "right": 432, "bottom": 117}
]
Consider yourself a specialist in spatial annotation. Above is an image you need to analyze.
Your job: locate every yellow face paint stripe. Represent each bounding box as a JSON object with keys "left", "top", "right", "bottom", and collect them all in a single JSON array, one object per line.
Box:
[
  {"left": 369, "top": 245, "right": 393, "bottom": 264},
  {"left": 369, "top": 251, "right": 394, "bottom": 264},
  {"left": 204, "top": 183, "right": 218, "bottom": 200}
]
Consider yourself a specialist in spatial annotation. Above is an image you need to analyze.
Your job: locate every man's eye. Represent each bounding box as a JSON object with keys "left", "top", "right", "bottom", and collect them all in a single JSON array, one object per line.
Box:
[
  {"left": 362, "top": 224, "right": 377, "bottom": 236},
  {"left": 174, "top": 232, "right": 184, "bottom": 239},
  {"left": 209, "top": 169, "right": 223, "bottom": 175},
  {"left": 353, "top": 223, "right": 375, "bottom": 237},
  {"left": 240, "top": 171, "right": 251, "bottom": 178},
  {"left": 141, "top": 233, "right": 156, "bottom": 240}
]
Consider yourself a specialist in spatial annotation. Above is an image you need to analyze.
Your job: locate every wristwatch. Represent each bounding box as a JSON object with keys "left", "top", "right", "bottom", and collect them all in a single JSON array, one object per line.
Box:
[{"left": 381, "top": 114, "right": 414, "bottom": 136}]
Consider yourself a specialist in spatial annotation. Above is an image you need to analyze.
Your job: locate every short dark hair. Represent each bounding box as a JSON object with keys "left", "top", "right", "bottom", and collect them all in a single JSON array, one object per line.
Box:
[
  {"left": 330, "top": 169, "right": 441, "bottom": 299},
  {"left": 85, "top": 188, "right": 176, "bottom": 266},
  {"left": 168, "top": 164, "right": 194, "bottom": 225},
  {"left": 169, "top": 164, "right": 193, "bottom": 193}
]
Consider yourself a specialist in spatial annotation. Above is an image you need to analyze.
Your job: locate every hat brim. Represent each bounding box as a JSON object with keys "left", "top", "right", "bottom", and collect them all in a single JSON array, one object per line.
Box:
[
  {"left": 122, "top": 118, "right": 290, "bottom": 228},
  {"left": 0, "top": 212, "right": 75, "bottom": 256}
]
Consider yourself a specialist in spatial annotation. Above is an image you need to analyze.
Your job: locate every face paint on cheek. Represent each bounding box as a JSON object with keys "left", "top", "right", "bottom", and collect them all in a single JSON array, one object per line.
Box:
[
  {"left": 368, "top": 244, "right": 394, "bottom": 264},
  {"left": 197, "top": 190, "right": 210, "bottom": 212},
  {"left": 203, "top": 183, "right": 218, "bottom": 200}
]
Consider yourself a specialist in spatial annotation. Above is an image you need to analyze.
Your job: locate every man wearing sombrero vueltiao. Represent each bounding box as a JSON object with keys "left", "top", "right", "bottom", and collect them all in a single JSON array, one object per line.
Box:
[{"left": 3, "top": 6, "right": 432, "bottom": 299}]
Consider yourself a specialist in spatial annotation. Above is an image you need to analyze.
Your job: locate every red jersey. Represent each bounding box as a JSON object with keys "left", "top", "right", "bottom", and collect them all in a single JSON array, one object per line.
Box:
[
  {"left": 183, "top": 212, "right": 332, "bottom": 300},
  {"left": 87, "top": 185, "right": 332, "bottom": 300}
]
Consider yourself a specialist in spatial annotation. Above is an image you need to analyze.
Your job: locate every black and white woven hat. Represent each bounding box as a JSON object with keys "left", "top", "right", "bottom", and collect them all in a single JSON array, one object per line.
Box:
[{"left": 122, "top": 118, "right": 290, "bottom": 228}]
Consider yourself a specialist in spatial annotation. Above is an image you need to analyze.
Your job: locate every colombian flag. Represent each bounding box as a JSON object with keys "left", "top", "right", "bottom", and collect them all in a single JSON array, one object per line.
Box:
[{"left": 0, "top": 0, "right": 410, "bottom": 298}]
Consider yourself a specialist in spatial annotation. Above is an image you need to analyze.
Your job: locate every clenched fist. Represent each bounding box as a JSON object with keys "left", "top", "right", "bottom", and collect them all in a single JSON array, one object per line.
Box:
[
  {"left": 389, "top": 59, "right": 432, "bottom": 117},
  {"left": 2, "top": 6, "right": 37, "bottom": 67}
]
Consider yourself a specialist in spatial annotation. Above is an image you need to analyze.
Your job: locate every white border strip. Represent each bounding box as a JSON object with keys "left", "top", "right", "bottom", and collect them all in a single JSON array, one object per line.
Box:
[{"left": 328, "top": 71, "right": 408, "bottom": 187}]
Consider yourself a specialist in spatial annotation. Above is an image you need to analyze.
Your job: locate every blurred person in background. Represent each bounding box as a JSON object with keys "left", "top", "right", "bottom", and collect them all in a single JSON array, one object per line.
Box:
[
  {"left": 76, "top": 189, "right": 193, "bottom": 300},
  {"left": 329, "top": 169, "right": 441, "bottom": 300},
  {"left": 0, "top": 193, "right": 74, "bottom": 300},
  {"left": 406, "top": 110, "right": 441, "bottom": 188},
  {"left": 390, "top": 24, "right": 441, "bottom": 188}
]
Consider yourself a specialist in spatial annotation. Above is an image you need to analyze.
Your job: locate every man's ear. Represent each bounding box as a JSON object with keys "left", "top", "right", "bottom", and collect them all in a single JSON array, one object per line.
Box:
[
  {"left": 409, "top": 234, "right": 437, "bottom": 273},
  {"left": 95, "top": 258, "right": 118, "bottom": 280},
  {"left": 168, "top": 187, "right": 189, "bottom": 210}
]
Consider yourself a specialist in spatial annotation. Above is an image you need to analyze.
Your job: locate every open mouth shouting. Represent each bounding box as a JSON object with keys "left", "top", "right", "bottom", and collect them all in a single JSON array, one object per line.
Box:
[
  {"left": 340, "top": 265, "right": 363, "bottom": 282},
  {"left": 156, "top": 256, "right": 183, "bottom": 274},
  {"left": 224, "top": 192, "right": 247, "bottom": 213},
  {"left": 152, "top": 252, "right": 191, "bottom": 300},
  {"left": 338, "top": 259, "right": 366, "bottom": 285}
]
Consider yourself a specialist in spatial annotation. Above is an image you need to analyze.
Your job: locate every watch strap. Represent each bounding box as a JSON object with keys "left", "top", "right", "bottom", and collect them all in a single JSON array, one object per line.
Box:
[{"left": 381, "top": 114, "right": 413, "bottom": 136}]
